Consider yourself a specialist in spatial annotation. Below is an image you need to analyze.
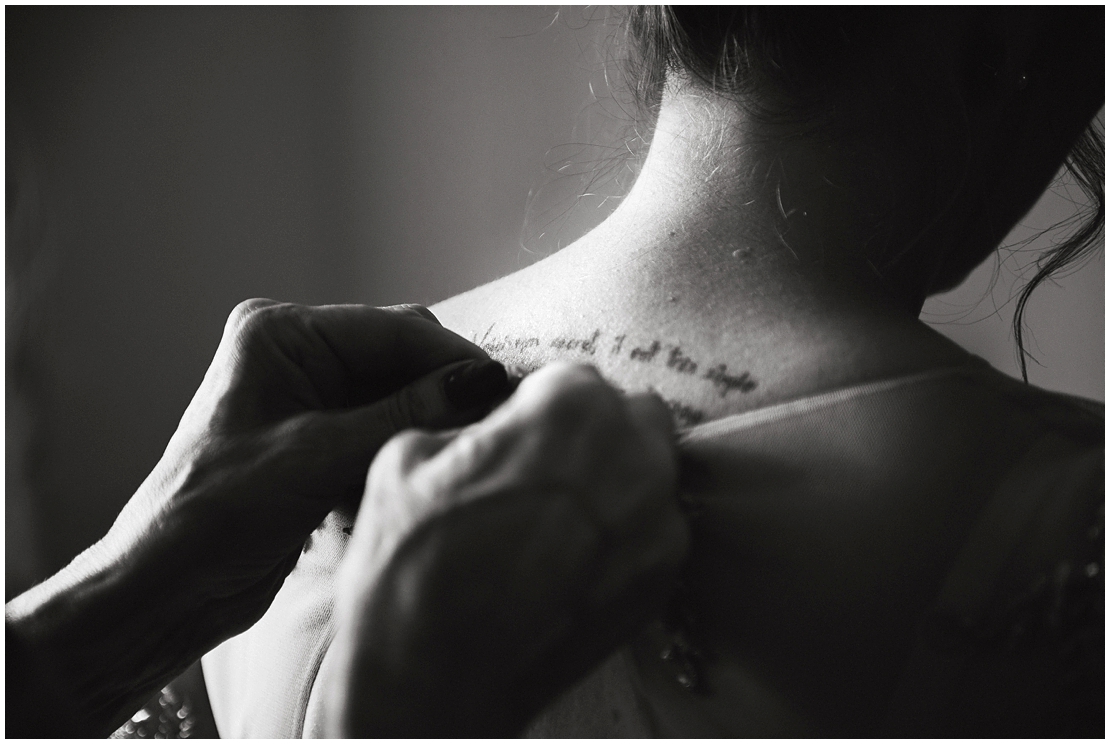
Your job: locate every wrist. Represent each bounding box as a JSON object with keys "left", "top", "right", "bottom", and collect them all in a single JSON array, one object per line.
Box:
[{"left": 6, "top": 536, "right": 207, "bottom": 736}]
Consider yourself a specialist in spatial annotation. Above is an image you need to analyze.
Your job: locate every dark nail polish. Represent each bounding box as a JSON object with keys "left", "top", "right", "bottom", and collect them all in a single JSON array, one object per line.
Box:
[{"left": 444, "top": 360, "right": 509, "bottom": 410}]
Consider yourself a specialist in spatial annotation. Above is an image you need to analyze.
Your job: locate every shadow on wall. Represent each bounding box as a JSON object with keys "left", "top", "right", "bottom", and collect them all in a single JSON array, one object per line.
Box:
[
  {"left": 7, "top": 7, "right": 365, "bottom": 596},
  {"left": 6, "top": 7, "right": 1103, "bottom": 598}
]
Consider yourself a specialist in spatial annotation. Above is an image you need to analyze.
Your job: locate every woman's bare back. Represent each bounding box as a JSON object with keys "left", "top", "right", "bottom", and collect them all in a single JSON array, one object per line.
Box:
[{"left": 426, "top": 228, "right": 986, "bottom": 735}]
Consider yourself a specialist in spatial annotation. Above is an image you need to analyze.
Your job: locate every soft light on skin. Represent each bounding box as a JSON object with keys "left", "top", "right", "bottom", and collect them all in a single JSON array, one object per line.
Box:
[{"left": 433, "top": 8, "right": 1100, "bottom": 422}]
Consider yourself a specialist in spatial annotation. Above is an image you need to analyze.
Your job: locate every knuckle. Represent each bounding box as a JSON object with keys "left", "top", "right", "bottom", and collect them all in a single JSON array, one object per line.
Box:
[
  {"left": 507, "top": 364, "right": 645, "bottom": 487},
  {"left": 226, "top": 298, "right": 277, "bottom": 333},
  {"left": 362, "top": 430, "right": 445, "bottom": 539},
  {"left": 524, "top": 363, "right": 623, "bottom": 427},
  {"left": 386, "top": 303, "right": 440, "bottom": 325},
  {"left": 542, "top": 361, "right": 605, "bottom": 389},
  {"left": 226, "top": 299, "right": 300, "bottom": 349},
  {"left": 390, "top": 428, "right": 431, "bottom": 458},
  {"left": 435, "top": 427, "right": 487, "bottom": 480},
  {"left": 374, "top": 429, "right": 435, "bottom": 478}
]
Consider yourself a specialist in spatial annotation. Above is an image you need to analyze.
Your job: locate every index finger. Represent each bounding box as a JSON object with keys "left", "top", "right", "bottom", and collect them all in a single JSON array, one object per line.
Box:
[{"left": 300, "top": 303, "right": 490, "bottom": 403}]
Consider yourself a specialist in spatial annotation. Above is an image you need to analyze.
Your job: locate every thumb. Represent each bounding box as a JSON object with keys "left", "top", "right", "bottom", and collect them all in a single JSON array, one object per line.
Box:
[
  {"left": 369, "top": 357, "right": 511, "bottom": 434},
  {"left": 287, "top": 359, "right": 510, "bottom": 504}
]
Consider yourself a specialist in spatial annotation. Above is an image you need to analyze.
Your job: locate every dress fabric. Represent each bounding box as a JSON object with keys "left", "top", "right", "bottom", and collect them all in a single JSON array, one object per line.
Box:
[{"left": 200, "top": 358, "right": 1103, "bottom": 737}]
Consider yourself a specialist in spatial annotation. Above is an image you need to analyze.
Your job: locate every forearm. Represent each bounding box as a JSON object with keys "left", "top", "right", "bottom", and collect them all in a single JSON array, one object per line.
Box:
[{"left": 5, "top": 537, "right": 208, "bottom": 737}]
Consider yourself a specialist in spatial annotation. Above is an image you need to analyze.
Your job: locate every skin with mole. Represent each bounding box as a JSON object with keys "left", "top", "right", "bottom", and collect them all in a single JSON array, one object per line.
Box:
[{"left": 473, "top": 326, "right": 758, "bottom": 428}]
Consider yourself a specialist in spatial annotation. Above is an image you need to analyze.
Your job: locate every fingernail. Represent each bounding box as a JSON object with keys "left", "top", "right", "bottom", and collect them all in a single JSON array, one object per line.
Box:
[{"left": 444, "top": 359, "right": 509, "bottom": 410}]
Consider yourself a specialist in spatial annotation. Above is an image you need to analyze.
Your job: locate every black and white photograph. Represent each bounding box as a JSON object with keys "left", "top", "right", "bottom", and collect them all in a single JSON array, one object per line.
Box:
[{"left": 6, "top": 6, "right": 1104, "bottom": 737}]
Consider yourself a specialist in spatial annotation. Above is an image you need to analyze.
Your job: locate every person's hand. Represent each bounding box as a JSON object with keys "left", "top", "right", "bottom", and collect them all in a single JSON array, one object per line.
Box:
[
  {"left": 6, "top": 299, "right": 510, "bottom": 737},
  {"left": 322, "top": 362, "right": 690, "bottom": 736},
  {"left": 109, "top": 300, "right": 508, "bottom": 632}
]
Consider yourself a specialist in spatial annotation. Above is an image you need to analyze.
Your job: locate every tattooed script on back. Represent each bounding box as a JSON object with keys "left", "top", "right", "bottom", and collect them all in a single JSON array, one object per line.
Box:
[{"left": 474, "top": 325, "right": 758, "bottom": 427}]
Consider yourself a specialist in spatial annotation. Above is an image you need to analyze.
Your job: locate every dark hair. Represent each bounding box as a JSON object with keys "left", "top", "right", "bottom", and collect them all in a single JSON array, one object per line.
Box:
[
  {"left": 624, "top": 7, "right": 888, "bottom": 119},
  {"left": 1011, "top": 123, "right": 1104, "bottom": 381},
  {"left": 623, "top": 6, "right": 1104, "bottom": 382}
]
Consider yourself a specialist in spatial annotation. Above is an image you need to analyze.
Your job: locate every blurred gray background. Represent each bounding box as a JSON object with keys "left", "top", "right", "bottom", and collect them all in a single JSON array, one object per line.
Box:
[{"left": 7, "top": 7, "right": 1103, "bottom": 597}]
